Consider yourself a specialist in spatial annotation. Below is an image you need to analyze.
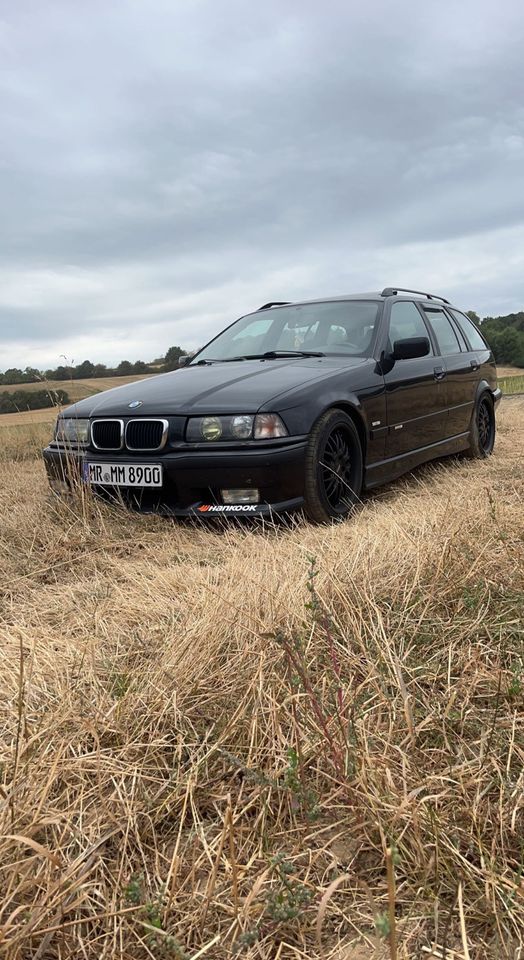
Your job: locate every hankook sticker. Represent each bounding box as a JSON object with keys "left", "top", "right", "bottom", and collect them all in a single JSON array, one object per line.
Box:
[{"left": 198, "top": 504, "right": 258, "bottom": 513}]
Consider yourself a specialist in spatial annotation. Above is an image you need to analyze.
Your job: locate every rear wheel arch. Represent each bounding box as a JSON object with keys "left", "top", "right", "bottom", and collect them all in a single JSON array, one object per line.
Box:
[
  {"left": 474, "top": 378, "right": 495, "bottom": 404},
  {"left": 466, "top": 389, "right": 496, "bottom": 458}
]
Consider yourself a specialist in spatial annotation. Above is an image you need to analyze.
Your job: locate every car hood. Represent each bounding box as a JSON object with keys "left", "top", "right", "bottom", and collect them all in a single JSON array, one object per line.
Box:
[{"left": 63, "top": 357, "right": 368, "bottom": 418}]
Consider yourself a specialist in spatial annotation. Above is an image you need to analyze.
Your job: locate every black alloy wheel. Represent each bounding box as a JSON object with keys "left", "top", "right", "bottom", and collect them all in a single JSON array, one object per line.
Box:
[
  {"left": 304, "top": 409, "right": 363, "bottom": 523},
  {"left": 477, "top": 396, "right": 495, "bottom": 454},
  {"left": 466, "top": 392, "right": 496, "bottom": 459}
]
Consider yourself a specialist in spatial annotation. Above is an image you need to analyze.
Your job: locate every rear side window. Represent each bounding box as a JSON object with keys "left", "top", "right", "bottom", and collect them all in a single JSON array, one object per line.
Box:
[
  {"left": 449, "top": 310, "right": 489, "bottom": 350},
  {"left": 388, "top": 301, "right": 433, "bottom": 354},
  {"left": 447, "top": 313, "right": 469, "bottom": 351},
  {"left": 423, "top": 308, "right": 462, "bottom": 355}
]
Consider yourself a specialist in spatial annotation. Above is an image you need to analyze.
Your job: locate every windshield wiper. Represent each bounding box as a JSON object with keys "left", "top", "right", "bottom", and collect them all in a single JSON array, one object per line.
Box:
[
  {"left": 222, "top": 350, "right": 325, "bottom": 361},
  {"left": 193, "top": 350, "right": 325, "bottom": 364},
  {"left": 263, "top": 350, "right": 324, "bottom": 358}
]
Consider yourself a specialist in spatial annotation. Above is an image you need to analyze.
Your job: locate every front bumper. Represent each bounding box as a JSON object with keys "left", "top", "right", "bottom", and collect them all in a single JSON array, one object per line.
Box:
[{"left": 42, "top": 439, "right": 307, "bottom": 518}]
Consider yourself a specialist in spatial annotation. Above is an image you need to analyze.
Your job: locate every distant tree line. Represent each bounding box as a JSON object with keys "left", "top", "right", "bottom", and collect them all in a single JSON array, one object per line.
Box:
[
  {"left": 467, "top": 311, "right": 524, "bottom": 368},
  {"left": 0, "top": 345, "right": 188, "bottom": 386},
  {"left": 0, "top": 388, "right": 70, "bottom": 414}
]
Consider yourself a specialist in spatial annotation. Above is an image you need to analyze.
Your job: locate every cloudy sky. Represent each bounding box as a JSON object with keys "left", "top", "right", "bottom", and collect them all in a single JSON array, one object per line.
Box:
[{"left": 1, "top": 0, "right": 524, "bottom": 370}]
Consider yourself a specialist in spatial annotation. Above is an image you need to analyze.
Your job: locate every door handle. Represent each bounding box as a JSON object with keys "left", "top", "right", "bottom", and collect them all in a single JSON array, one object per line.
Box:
[
  {"left": 433, "top": 366, "right": 446, "bottom": 381},
  {"left": 470, "top": 359, "right": 479, "bottom": 371}
]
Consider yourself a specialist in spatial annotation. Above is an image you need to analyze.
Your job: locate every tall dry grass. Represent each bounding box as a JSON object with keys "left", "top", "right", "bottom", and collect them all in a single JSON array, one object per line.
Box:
[{"left": 0, "top": 400, "right": 523, "bottom": 960}]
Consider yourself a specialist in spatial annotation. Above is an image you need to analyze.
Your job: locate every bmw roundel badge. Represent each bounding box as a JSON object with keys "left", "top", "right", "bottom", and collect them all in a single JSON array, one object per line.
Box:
[{"left": 128, "top": 400, "right": 143, "bottom": 409}]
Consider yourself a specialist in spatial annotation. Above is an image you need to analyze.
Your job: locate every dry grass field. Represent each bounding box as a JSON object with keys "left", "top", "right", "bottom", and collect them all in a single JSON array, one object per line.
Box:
[
  {"left": 495, "top": 365, "right": 524, "bottom": 378},
  {"left": 0, "top": 375, "right": 154, "bottom": 431},
  {"left": 0, "top": 374, "right": 154, "bottom": 405},
  {"left": 0, "top": 408, "right": 58, "bottom": 429},
  {"left": 0, "top": 399, "right": 523, "bottom": 959}
]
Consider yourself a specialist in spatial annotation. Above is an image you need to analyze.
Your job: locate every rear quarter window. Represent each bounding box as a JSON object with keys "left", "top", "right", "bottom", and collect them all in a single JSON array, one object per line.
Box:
[{"left": 449, "top": 310, "right": 489, "bottom": 351}]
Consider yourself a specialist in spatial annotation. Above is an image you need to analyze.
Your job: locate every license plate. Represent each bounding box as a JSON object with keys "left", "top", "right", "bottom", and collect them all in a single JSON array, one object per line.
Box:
[{"left": 83, "top": 462, "right": 163, "bottom": 487}]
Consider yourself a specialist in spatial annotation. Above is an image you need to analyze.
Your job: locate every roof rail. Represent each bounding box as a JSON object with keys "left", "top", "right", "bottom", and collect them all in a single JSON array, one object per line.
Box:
[
  {"left": 381, "top": 287, "right": 450, "bottom": 305},
  {"left": 257, "top": 301, "right": 291, "bottom": 310}
]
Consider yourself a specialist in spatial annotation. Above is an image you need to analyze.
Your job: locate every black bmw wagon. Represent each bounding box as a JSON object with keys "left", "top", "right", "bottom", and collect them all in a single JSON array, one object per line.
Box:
[{"left": 43, "top": 287, "right": 501, "bottom": 523}]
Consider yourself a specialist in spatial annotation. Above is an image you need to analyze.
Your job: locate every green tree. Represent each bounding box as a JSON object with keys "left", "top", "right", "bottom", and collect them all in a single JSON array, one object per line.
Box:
[
  {"left": 163, "top": 346, "right": 185, "bottom": 371},
  {"left": 474, "top": 310, "right": 524, "bottom": 368},
  {"left": 2, "top": 368, "right": 25, "bottom": 384},
  {"left": 52, "top": 365, "right": 72, "bottom": 381},
  {"left": 117, "top": 360, "right": 134, "bottom": 375},
  {"left": 484, "top": 327, "right": 523, "bottom": 365},
  {"left": 73, "top": 360, "right": 95, "bottom": 379}
]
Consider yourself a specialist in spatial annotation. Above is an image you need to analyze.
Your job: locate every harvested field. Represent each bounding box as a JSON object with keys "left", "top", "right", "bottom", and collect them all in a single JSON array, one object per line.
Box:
[
  {"left": 0, "top": 374, "right": 156, "bottom": 431},
  {"left": 0, "top": 374, "right": 154, "bottom": 404},
  {"left": 0, "top": 408, "right": 57, "bottom": 428},
  {"left": 0, "top": 399, "right": 523, "bottom": 959},
  {"left": 495, "top": 365, "right": 524, "bottom": 377}
]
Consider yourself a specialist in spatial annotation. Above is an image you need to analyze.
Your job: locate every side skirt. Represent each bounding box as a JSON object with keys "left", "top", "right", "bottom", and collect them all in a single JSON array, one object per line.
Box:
[{"left": 364, "top": 432, "right": 470, "bottom": 490}]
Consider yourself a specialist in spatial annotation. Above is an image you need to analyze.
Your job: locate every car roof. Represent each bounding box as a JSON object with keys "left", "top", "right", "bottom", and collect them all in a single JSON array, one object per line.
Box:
[{"left": 249, "top": 292, "right": 459, "bottom": 313}]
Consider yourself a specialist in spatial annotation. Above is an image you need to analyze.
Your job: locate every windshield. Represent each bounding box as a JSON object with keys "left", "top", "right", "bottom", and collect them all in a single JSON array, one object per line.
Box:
[{"left": 192, "top": 300, "right": 380, "bottom": 363}]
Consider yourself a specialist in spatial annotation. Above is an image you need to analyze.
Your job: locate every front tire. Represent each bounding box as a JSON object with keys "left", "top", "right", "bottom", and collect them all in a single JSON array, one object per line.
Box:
[
  {"left": 466, "top": 392, "right": 496, "bottom": 458},
  {"left": 303, "top": 409, "right": 363, "bottom": 523}
]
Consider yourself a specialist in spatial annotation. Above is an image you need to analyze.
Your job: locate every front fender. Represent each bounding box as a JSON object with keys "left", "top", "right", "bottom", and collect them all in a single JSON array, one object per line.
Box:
[{"left": 270, "top": 368, "right": 387, "bottom": 464}]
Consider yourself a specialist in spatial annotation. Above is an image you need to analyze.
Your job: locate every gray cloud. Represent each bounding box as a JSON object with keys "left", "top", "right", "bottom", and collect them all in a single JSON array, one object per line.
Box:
[{"left": 1, "top": 0, "right": 524, "bottom": 368}]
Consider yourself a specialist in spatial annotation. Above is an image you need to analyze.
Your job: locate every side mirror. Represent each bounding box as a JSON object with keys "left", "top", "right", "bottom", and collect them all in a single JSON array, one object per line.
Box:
[
  {"left": 392, "top": 337, "right": 430, "bottom": 360},
  {"left": 177, "top": 355, "right": 191, "bottom": 367}
]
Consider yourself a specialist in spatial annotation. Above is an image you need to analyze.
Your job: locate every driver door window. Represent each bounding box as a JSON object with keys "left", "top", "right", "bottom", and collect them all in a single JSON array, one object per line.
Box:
[{"left": 388, "top": 301, "right": 433, "bottom": 353}]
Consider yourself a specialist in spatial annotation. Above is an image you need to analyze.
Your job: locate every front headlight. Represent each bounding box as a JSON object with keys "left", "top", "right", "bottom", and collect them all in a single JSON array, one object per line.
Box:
[
  {"left": 186, "top": 413, "right": 288, "bottom": 442},
  {"left": 201, "top": 416, "right": 223, "bottom": 441},
  {"left": 231, "top": 415, "right": 254, "bottom": 439},
  {"left": 54, "top": 417, "right": 90, "bottom": 445}
]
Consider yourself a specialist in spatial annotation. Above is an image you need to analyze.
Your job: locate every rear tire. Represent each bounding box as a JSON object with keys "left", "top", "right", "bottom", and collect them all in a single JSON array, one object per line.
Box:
[
  {"left": 303, "top": 409, "right": 363, "bottom": 523},
  {"left": 466, "top": 392, "right": 496, "bottom": 458}
]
